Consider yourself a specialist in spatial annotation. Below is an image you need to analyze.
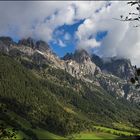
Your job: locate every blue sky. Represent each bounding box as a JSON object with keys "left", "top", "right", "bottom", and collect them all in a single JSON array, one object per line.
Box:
[
  {"left": 49, "top": 19, "right": 85, "bottom": 57},
  {"left": 47, "top": 19, "right": 107, "bottom": 57},
  {"left": 11, "top": 19, "right": 107, "bottom": 57},
  {"left": 10, "top": 19, "right": 82, "bottom": 57},
  {"left": 0, "top": 1, "right": 140, "bottom": 66},
  {"left": 49, "top": 23, "right": 107, "bottom": 57}
]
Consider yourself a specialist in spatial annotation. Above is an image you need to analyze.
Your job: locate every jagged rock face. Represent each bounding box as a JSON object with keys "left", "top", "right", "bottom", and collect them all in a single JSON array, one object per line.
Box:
[
  {"left": 73, "top": 49, "right": 90, "bottom": 63},
  {"left": 123, "top": 84, "right": 140, "bottom": 103},
  {"left": 91, "top": 54, "right": 134, "bottom": 80},
  {"left": 91, "top": 54, "right": 103, "bottom": 68},
  {"left": 63, "top": 52, "right": 73, "bottom": 60},
  {"left": 0, "top": 36, "right": 139, "bottom": 103},
  {"left": 102, "top": 58, "right": 134, "bottom": 80},
  {"left": 0, "top": 41, "right": 9, "bottom": 54},
  {"left": 31, "top": 51, "right": 48, "bottom": 65},
  {"left": 127, "top": 92, "right": 140, "bottom": 103},
  {"left": 18, "top": 38, "right": 50, "bottom": 52},
  {"left": 9, "top": 48, "right": 24, "bottom": 57},
  {"left": 63, "top": 49, "right": 90, "bottom": 63},
  {"left": 63, "top": 49, "right": 100, "bottom": 80},
  {"left": 36, "top": 40, "right": 50, "bottom": 52},
  {"left": 0, "top": 37, "right": 63, "bottom": 69},
  {"left": 96, "top": 72, "right": 140, "bottom": 101},
  {"left": 18, "top": 37, "right": 35, "bottom": 49},
  {"left": 17, "top": 40, "right": 64, "bottom": 68},
  {"left": 0, "top": 37, "right": 16, "bottom": 46},
  {"left": 0, "top": 37, "right": 16, "bottom": 54},
  {"left": 97, "top": 73, "right": 126, "bottom": 97},
  {"left": 92, "top": 55, "right": 139, "bottom": 99}
]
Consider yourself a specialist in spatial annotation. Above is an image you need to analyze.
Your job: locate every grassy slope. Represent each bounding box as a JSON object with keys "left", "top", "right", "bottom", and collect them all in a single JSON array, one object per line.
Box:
[
  {"left": 0, "top": 54, "right": 92, "bottom": 135},
  {"left": 2, "top": 107, "right": 140, "bottom": 140},
  {"left": 0, "top": 53, "right": 140, "bottom": 139},
  {"left": 70, "top": 132, "right": 118, "bottom": 139},
  {"left": 1, "top": 110, "right": 119, "bottom": 140},
  {"left": 10, "top": 111, "right": 65, "bottom": 139},
  {"left": 1, "top": 111, "right": 119, "bottom": 140},
  {"left": 113, "top": 123, "right": 140, "bottom": 133},
  {"left": 94, "top": 126, "right": 134, "bottom": 136},
  {"left": 1, "top": 110, "right": 65, "bottom": 140}
]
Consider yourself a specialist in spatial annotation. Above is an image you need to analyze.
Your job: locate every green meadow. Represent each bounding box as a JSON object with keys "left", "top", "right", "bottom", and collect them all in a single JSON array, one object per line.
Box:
[
  {"left": 67, "top": 132, "right": 118, "bottom": 140},
  {"left": 0, "top": 53, "right": 140, "bottom": 140},
  {"left": 2, "top": 111, "right": 140, "bottom": 140}
]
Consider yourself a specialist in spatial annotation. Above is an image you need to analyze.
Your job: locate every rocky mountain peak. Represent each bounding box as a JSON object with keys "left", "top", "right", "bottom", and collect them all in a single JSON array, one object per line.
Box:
[
  {"left": 0, "top": 36, "right": 139, "bottom": 103},
  {"left": 91, "top": 54, "right": 134, "bottom": 80},
  {"left": 62, "top": 52, "right": 73, "bottom": 60},
  {"left": 0, "top": 36, "right": 16, "bottom": 46},
  {"left": 73, "top": 49, "right": 90, "bottom": 63},
  {"left": 18, "top": 37, "right": 36, "bottom": 48},
  {"left": 63, "top": 49, "right": 100, "bottom": 80},
  {"left": 91, "top": 53, "right": 103, "bottom": 68},
  {"left": 63, "top": 49, "right": 90, "bottom": 63},
  {"left": 36, "top": 40, "right": 50, "bottom": 52},
  {"left": 0, "top": 36, "right": 17, "bottom": 54},
  {"left": 102, "top": 57, "right": 134, "bottom": 80},
  {"left": 18, "top": 38, "right": 51, "bottom": 52}
]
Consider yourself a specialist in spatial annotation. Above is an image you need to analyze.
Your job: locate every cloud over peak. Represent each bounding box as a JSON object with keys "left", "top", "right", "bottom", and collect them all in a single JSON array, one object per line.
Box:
[{"left": 0, "top": 1, "right": 140, "bottom": 66}]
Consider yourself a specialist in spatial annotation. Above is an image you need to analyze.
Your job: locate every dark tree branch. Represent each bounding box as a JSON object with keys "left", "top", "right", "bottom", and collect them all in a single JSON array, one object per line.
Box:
[
  {"left": 113, "top": 0, "right": 140, "bottom": 27},
  {"left": 127, "top": 1, "right": 138, "bottom": 6},
  {"left": 113, "top": 17, "right": 139, "bottom": 21}
]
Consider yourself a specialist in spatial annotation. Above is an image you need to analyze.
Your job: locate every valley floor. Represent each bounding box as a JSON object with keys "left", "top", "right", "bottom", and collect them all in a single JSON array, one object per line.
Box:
[{"left": 1, "top": 110, "right": 140, "bottom": 140}]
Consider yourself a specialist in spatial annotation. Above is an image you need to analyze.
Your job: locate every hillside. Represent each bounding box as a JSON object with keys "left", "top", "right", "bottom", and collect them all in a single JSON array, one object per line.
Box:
[
  {"left": 0, "top": 37, "right": 140, "bottom": 139},
  {"left": 0, "top": 53, "right": 93, "bottom": 136}
]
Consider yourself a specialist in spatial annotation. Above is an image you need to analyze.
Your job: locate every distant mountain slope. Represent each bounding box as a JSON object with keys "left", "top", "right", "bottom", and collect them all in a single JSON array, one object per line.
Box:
[
  {"left": 0, "top": 37, "right": 139, "bottom": 104},
  {"left": 91, "top": 54, "right": 134, "bottom": 80},
  {"left": 0, "top": 37, "right": 140, "bottom": 139},
  {"left": 0, "top": 53, "right": 93, "bottom": 136},
  {"left": 0, "top": 53, "right": 140, "bottom": 134}
]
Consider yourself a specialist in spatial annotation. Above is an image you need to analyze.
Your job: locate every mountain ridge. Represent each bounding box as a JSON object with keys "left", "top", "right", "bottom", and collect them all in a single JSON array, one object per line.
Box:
[
  {"left": 0, "top": 36, "right": 139, "bottom": 103},
  {"left": 0, "top": 36, "right": 140, "bottom": 139}
]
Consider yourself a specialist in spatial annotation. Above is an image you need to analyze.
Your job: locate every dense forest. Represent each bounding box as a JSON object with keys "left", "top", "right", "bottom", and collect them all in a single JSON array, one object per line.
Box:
[{"left": 0, "top": 53, "right": 140, "bottom": 139}]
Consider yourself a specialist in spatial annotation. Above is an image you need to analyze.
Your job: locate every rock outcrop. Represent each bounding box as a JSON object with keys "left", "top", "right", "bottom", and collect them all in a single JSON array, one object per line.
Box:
[{"left": 0, "top": 36, "right": 140, "bottom": 103}]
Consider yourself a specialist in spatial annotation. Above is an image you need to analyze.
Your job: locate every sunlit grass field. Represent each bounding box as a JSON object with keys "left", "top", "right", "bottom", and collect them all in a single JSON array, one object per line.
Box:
[{"left": 1, "top": 111, "right": 140, "bottom": 139}]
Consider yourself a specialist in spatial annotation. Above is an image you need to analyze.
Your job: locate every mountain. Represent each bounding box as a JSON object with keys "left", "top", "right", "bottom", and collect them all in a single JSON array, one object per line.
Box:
[
  {"left": 64, "top": 49, "right": 90, "bottom": 63},
  {"left": 91, "top": 54, "right": 134, "bottom": 80},
  {"left": 0, "top": 36, "right": 139, "bottom": 103},
  {"left": 63, "top": 49, "right": 100, "bottom": 81},
  {"left": 0, "top": 36, "right": 16, "bottom": 46},
  {"left": 0, "top": 36, "right": 140, "bottom": 139}
]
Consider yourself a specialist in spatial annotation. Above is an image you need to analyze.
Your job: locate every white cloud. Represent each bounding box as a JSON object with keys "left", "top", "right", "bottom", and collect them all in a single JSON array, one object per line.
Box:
[
  {"left": 0, "top": 1, "right": 140, "bottom": 66},
  {"left": 73, "top": 1, "right": 107, "bottom": 20},
  {"left": 64, "top": 33, "right": 71, "bottom": 41},
  {"left": 75, "top": 1, "right": 140, "bottom": 66},
  {"left": 58, "top": 39, "right": 66, "bottom": 47},
  {"left": 77, "top": 38, "right": 101, "bottom": 49},
  {"left": 0, "top": 1, "right": 72, "bottom": 41}
]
